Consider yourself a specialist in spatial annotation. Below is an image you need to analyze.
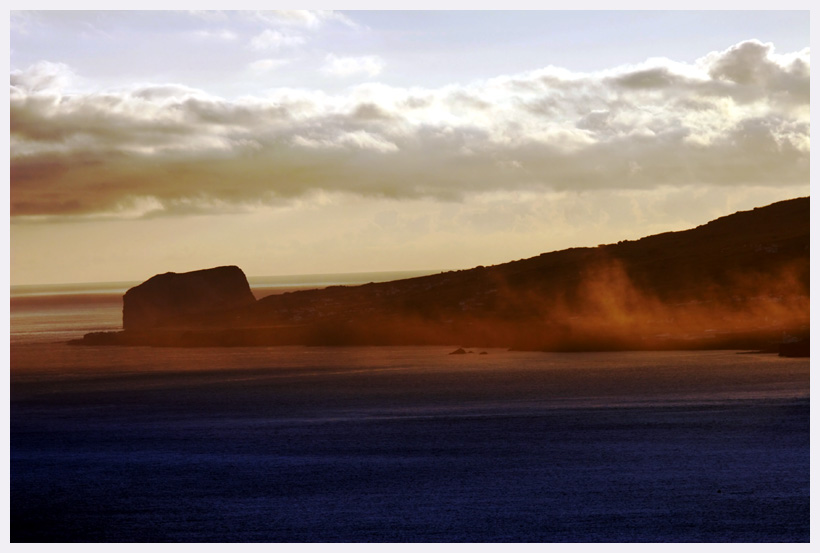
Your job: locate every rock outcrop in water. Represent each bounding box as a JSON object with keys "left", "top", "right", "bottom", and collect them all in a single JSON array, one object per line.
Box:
[{"left": 122, "top": 266, "right": 256, "bottom": 331}]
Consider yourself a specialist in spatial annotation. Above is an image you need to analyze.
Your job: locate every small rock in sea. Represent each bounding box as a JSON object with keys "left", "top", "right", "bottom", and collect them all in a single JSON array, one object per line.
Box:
[
  {"left": 479, "top": 351, "right": 488, "bottom": 355},
  {"left": 449, "top": 347, "right": 467, "bottom": 355}
]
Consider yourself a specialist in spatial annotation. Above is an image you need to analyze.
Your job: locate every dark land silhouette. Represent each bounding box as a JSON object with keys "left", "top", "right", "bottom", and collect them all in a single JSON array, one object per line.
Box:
[
  {"left": 73, "top": 197, "right": 809, "bottom": 353},
  {"left": 122, "top": 265, "right": 256, "bottom": 331}
]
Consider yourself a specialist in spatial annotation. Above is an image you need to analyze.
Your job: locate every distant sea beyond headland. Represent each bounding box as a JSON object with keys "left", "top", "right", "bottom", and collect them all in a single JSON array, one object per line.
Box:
[
  {"left": 11, "top": 269, "right": 440, "bottom": 299},
  {"left": 10, "top": 270, "right": 439, "bottom": 345}
]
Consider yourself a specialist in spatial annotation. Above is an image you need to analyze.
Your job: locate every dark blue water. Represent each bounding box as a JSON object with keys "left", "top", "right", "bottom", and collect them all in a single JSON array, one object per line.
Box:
[{"left": 10, "top": 345, "right": 810, "bottom": 542}]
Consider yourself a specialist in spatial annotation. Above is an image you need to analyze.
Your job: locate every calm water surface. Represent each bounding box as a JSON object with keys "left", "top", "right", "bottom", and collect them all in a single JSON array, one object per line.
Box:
[{"left": 9, "top": 284, "right": 811, "bottom": 542}]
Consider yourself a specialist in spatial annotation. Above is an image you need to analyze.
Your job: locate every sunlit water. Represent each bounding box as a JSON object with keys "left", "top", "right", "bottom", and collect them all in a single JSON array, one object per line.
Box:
[{"left": 9, "top": 282, "right": 810, "bottom": 542}]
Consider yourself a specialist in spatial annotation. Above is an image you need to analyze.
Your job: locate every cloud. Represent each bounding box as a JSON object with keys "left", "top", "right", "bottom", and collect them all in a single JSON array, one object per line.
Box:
[
  {"left": 184, "top": 9, "right": 353, "bottom": 28},
  {"left": 322, "top": 54, "right": 385, "bottom": 78},
  {"left": 254, "top": 10, "right": 357, "bottom": 29},
  {"left": 10, "top": 61, "right": 77, "bottom": 93},
  {"left": 249, "top": 29, "right": 306, "bottom": 51},
  {"left": 294, "top": 130, "right": 399, "bottom": 153},
  {"left": 189, "top": 29, "right": 238, "bottom": 42},
  {"left": 703, "top": 41, "right": 810, "bottom": 105},
  {"left": 10, "top": 40, "right": 809, "bottom": 219}
]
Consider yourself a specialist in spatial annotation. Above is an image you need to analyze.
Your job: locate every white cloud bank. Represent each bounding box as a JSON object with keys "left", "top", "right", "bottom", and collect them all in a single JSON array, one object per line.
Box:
[{"left": 10, "top": 40, "right": 809, "bottom": 219}]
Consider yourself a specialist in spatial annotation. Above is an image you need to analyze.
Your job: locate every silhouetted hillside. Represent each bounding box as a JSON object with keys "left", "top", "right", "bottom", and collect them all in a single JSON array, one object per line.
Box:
[{"left": 75, "top": 197, "right": 809, "bottom": 352}]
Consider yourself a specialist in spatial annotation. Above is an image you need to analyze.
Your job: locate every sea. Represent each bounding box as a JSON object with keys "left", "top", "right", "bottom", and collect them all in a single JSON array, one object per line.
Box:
[{"left": 9, "top": 273, "right": 811, "bottom": 542}]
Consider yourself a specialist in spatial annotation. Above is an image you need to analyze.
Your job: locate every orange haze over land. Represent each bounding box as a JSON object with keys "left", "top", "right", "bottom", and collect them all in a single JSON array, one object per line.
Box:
[{"left": 74, "top": 198, "right": 809, "bottom": 353}]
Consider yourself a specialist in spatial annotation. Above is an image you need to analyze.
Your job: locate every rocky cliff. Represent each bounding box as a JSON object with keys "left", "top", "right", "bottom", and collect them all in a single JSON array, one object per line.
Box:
[
  {"left": 122, "top": 265, "right": 256, "bottom": 331},
  {"left": 73, "top": 197, "right": 809, "bottom": 352}
]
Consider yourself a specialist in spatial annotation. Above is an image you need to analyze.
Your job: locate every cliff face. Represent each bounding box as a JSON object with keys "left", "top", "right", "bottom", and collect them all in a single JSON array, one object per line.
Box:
[
  {"left": 234, "top": 197, "right": 809, "bottom": 349},
  {"left": 122, "top": 266, "right": 256, "bottom": 331},
  {"left": 77, "top": 197, "right": 809, "bottom": 351}
]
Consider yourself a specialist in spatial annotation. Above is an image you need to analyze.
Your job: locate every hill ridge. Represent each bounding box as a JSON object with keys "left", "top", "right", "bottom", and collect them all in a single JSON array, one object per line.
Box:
[{"left": 74, "top": 197, "right": 809, "bottom": 352}]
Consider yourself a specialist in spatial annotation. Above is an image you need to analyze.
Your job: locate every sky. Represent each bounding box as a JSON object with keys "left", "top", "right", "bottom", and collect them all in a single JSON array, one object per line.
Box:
[{"left": 8, "top": 9, "right": 811, "bottom": 285}]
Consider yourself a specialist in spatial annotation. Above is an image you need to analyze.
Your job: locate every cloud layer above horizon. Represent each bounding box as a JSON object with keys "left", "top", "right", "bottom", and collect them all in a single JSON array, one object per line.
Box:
[{"left": 11, "top": 36, "right": 809, "bottom": 220}]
